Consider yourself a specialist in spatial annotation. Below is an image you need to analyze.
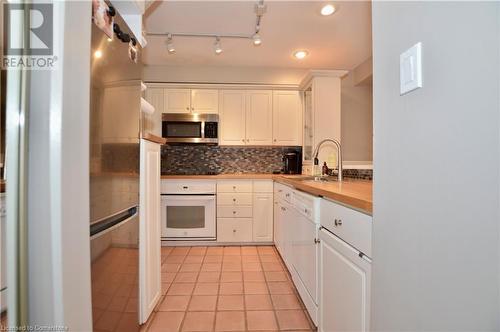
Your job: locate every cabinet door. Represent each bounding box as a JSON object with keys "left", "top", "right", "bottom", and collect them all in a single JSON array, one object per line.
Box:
[
  {"left": 273, "top": 91, "right": 302, "bottom": 146},
  {"left": 144, "top": 87, "right": 164, "bottom": 136},
  {"left": 252, "top": 193, "right": 273, "bottom": 242},
  {"left": 164, "top": 89, "right": 191, "bottom": 113},
  {"left": 319, "top": 229, "right": 371, "bottom": 332},
  {"left": 303, "top": 89, "right": 313, "bottom": 161},
  {"left": 273, "top": 200, "right": 281, "bottom": 252},
  {"left": 219, "top": 90, "right": 247, "bottom": 145},
  {"left": 191, "top": 89, "right": 219, "bottom": 114},
  {"left": 280, "top": 203, "right": 295, "bottom": 270},
  {"left": 139, "top": 140, "right": 162, "bottom": 323},
  {"left": 246, "top": 90, "right": 273, "bottom": 145},
  {"left": 217, "top": 218, "right": 253, "bottom": 242},
  {"left": 291, "top": 213, "right": 318, "bottom": 304}
]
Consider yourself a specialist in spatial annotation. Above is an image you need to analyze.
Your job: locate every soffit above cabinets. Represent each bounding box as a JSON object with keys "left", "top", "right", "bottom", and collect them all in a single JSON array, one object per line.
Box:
[{"left": 143, "top": 1, "right": 372, "bottom": 70}]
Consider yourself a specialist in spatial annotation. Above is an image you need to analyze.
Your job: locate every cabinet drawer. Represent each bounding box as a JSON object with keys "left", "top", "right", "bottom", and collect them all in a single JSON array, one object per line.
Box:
[
  {"left": 274, "top": 183, "right": 292, "bottom": 203},
  {"left": 292, "top": 190, "right": 320, "bottom": 222},
  {"left": 217, "top": 206, "right": 253, "bottom": 218},
  {"left": 161, "top": 180, "right": 216, "bottom": 194},
  {"left": 217, "top": 180, "right": 253, "bottom": 193},
  {"left": 253, "top": 180, "right": 273, "bottom": 193},
  {"left": 320, "top": 199, "right": 372, "bottom": 257},
  {"left": 217, "top": 218, "right": 253, "bottom": 242},
  {"left": 217, "top": 193, "right": 253, "bottom": 206}
]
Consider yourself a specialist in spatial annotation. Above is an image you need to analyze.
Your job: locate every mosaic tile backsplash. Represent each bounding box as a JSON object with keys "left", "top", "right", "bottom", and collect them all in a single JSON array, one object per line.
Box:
[{"left": 161, "top": 145, "right": 302, "bottom": 175}]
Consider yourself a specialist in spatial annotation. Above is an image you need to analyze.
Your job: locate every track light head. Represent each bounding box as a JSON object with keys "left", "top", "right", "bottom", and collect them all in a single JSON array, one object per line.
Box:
[
  {"left": 166, "top": 33, "right": 175, "bottom": 54},
  {"left": 214, "top": 37, "right": 223, "bottom": 55},
  {"left": 252, "top": 33, "right": 262, "bottom": 46}
]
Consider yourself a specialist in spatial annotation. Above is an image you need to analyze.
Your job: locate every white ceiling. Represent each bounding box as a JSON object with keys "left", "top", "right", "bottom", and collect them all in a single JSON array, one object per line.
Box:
[{"left": 143, "top": 1, "right": 372, "bottom": 70}]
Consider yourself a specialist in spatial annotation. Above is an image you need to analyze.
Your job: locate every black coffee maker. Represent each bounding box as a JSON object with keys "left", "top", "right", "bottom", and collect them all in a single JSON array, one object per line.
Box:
[{"left": 282, "top": 150, "right": 302, "bottom": 174}]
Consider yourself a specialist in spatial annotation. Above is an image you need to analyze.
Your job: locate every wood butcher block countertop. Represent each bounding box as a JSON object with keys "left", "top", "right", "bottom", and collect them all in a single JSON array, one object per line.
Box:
[{"left": 161, "top": 173, "right": 372, "bottom": 215}]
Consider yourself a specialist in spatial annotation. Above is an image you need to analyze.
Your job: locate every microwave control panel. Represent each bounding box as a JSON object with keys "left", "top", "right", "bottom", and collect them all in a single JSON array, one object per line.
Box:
[{"left": 204, "top": 122, "right": 218, "bottom": 138}]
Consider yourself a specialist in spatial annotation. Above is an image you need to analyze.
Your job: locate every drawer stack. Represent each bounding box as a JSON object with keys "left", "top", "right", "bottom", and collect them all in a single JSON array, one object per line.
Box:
[
  {"left": 217, "top": 180, "right": 274, "bottom": 243},
  {"left": 217, "top": 180, "right": 254, "bottom": 242}
]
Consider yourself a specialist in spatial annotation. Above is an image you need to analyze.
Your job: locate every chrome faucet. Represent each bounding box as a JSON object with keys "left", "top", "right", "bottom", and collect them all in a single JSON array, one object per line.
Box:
[{"left": 312, "top": 138, "right": 343, "bottom": 182}]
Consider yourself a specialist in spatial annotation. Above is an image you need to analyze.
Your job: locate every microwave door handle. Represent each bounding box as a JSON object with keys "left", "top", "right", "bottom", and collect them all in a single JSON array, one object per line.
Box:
[{"left": 200, "top": 120, "right": 205, "bottom": 139}]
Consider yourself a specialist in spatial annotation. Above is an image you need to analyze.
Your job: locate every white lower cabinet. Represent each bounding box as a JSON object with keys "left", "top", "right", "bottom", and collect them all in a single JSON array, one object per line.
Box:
[
  {"left": 139, "top": 139, "right": 162, "bottom": 323},
  {"left": 217, "top": 218, "right": 253, "bottom": 242},
  {"left": 319, "top": 228, "right": 371, "bottom": 332},
  {"left": 252, "top": 193, "right": 273, "bottom": 242},
  {"left": 217, "top": 180, "right": 273, "bottom": 243},
  {"left": 273, "top": 182, "right": 372, "bottom": 331}
]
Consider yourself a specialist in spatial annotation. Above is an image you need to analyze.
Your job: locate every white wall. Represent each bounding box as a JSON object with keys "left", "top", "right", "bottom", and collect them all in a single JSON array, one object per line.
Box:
[
  {"left": 372, "top": 2, "right": 500, "bottom": 330},
  {"left": 341, "top": 71, "right": 373, "bottom": 163},
  {"left": 143, "top": 64, "right": 307, "bottom": 85}
]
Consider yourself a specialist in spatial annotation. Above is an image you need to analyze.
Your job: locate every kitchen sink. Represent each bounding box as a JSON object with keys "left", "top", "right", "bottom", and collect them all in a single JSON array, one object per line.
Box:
[{"left": 293, "top": 176, "right": 340, "bottom": 183}]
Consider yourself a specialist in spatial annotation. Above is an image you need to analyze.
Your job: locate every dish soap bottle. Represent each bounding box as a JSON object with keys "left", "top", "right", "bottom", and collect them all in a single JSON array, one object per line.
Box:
[{"left": 322, "top": 162, "right": 329, "bottom": 176}]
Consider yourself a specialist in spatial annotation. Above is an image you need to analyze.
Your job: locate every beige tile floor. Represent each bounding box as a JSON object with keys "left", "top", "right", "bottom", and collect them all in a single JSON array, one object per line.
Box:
[{"left": 143, "top": 245, "right": 316, "bottom": 332}]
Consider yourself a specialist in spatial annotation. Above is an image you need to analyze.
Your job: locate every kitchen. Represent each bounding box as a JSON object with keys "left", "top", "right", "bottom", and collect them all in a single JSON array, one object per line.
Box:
[
  {"left": 1, "top": 1, "right": 500, "bottom": 332},
  {"left": 137, "top": 2, "right": 372, "bottom": 331}
]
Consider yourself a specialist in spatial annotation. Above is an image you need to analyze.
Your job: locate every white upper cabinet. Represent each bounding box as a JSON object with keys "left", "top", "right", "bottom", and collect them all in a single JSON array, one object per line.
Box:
[
  {"left": 148, "top": 84, "right": 303, "bottom": 146},
  {"left": 191, "top": 89, "right": 219, "bottom": 114},
  {"left": 161, "top": 88, "right": 219, "bottom": 114},
  {"left": 273, "top": 90, "right": 302, "bottom": 146},
  {"left": 219, "top": 90, "right": 247, "bottom": 145},
  {"left": 246, "top": 90, "right": 273, "bottom": 145},
  {"left": 164, "top": 89, "right": 191, "bottom": 113}
]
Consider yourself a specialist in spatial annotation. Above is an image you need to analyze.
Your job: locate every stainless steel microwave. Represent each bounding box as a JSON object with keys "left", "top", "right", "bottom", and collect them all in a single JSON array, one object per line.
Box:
[{"left": 162, "top": 113, "right": 219, "bottom": 144}]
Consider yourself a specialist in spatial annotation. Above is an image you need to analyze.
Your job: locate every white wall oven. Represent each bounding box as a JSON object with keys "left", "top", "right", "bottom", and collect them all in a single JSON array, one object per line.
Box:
[{"left": 161, "top": 180, "right": 216, "bottom": 240}]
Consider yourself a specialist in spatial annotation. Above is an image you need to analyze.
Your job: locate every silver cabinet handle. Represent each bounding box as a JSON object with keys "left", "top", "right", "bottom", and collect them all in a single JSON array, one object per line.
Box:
[
  {"left": 314, "top": 238, "right": 321, "bottom": 244},
  {"left": 334, "top": 219, "right": 343, "bottom": 226}
]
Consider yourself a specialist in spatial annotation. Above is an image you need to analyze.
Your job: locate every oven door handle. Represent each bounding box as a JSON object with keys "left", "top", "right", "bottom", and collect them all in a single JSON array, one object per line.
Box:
[{"left": 161, "top": 194, "right": 216, "bottom": 199}]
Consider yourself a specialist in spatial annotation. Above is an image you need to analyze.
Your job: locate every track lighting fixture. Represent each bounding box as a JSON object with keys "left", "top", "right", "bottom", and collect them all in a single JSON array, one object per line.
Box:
[
  {"left": 166, "top": 33, "right": 175, "bottom": 54},
  {"left": 214, "top": 37, "right": 223, "bottom": 55},
  {"left": 149, "top": 1, "right": 266, "bottom": 55},
  {"left": 252, "top": 33, "right": 262, "bottom": 46}
]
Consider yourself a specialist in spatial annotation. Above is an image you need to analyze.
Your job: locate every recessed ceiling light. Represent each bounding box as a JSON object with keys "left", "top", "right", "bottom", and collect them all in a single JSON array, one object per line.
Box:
[
  {"left": 252, "top": 33, "right": 262, "bottom": 46},
  {"left": 321, "top": 4, "right": 336, "bottom": 16},
  {"left": 293, "top": 50, "right": 309, "bottom": 60},
  {"left": 94, "top": 50, "right": 103, "bottom": 58}
]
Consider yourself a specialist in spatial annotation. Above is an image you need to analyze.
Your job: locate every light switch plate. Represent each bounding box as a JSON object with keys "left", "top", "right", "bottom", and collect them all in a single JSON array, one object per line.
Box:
[{"left": 400, "top": 42, "right": 422, "bottom": 95}]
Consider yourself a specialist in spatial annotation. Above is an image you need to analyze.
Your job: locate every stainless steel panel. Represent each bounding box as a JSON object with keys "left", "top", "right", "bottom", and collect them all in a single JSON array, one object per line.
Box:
[
  {"left": 90, "top": 210, "right": 139, "bottom": 331},
  {"left": 89, "top": 10, "right": 141, "bottom": 331}
]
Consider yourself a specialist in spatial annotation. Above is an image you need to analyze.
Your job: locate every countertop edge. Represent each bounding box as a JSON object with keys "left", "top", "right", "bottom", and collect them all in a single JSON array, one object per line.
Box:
[{"left": 274, "top": 177, "right": 372, "bottom": 216}]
